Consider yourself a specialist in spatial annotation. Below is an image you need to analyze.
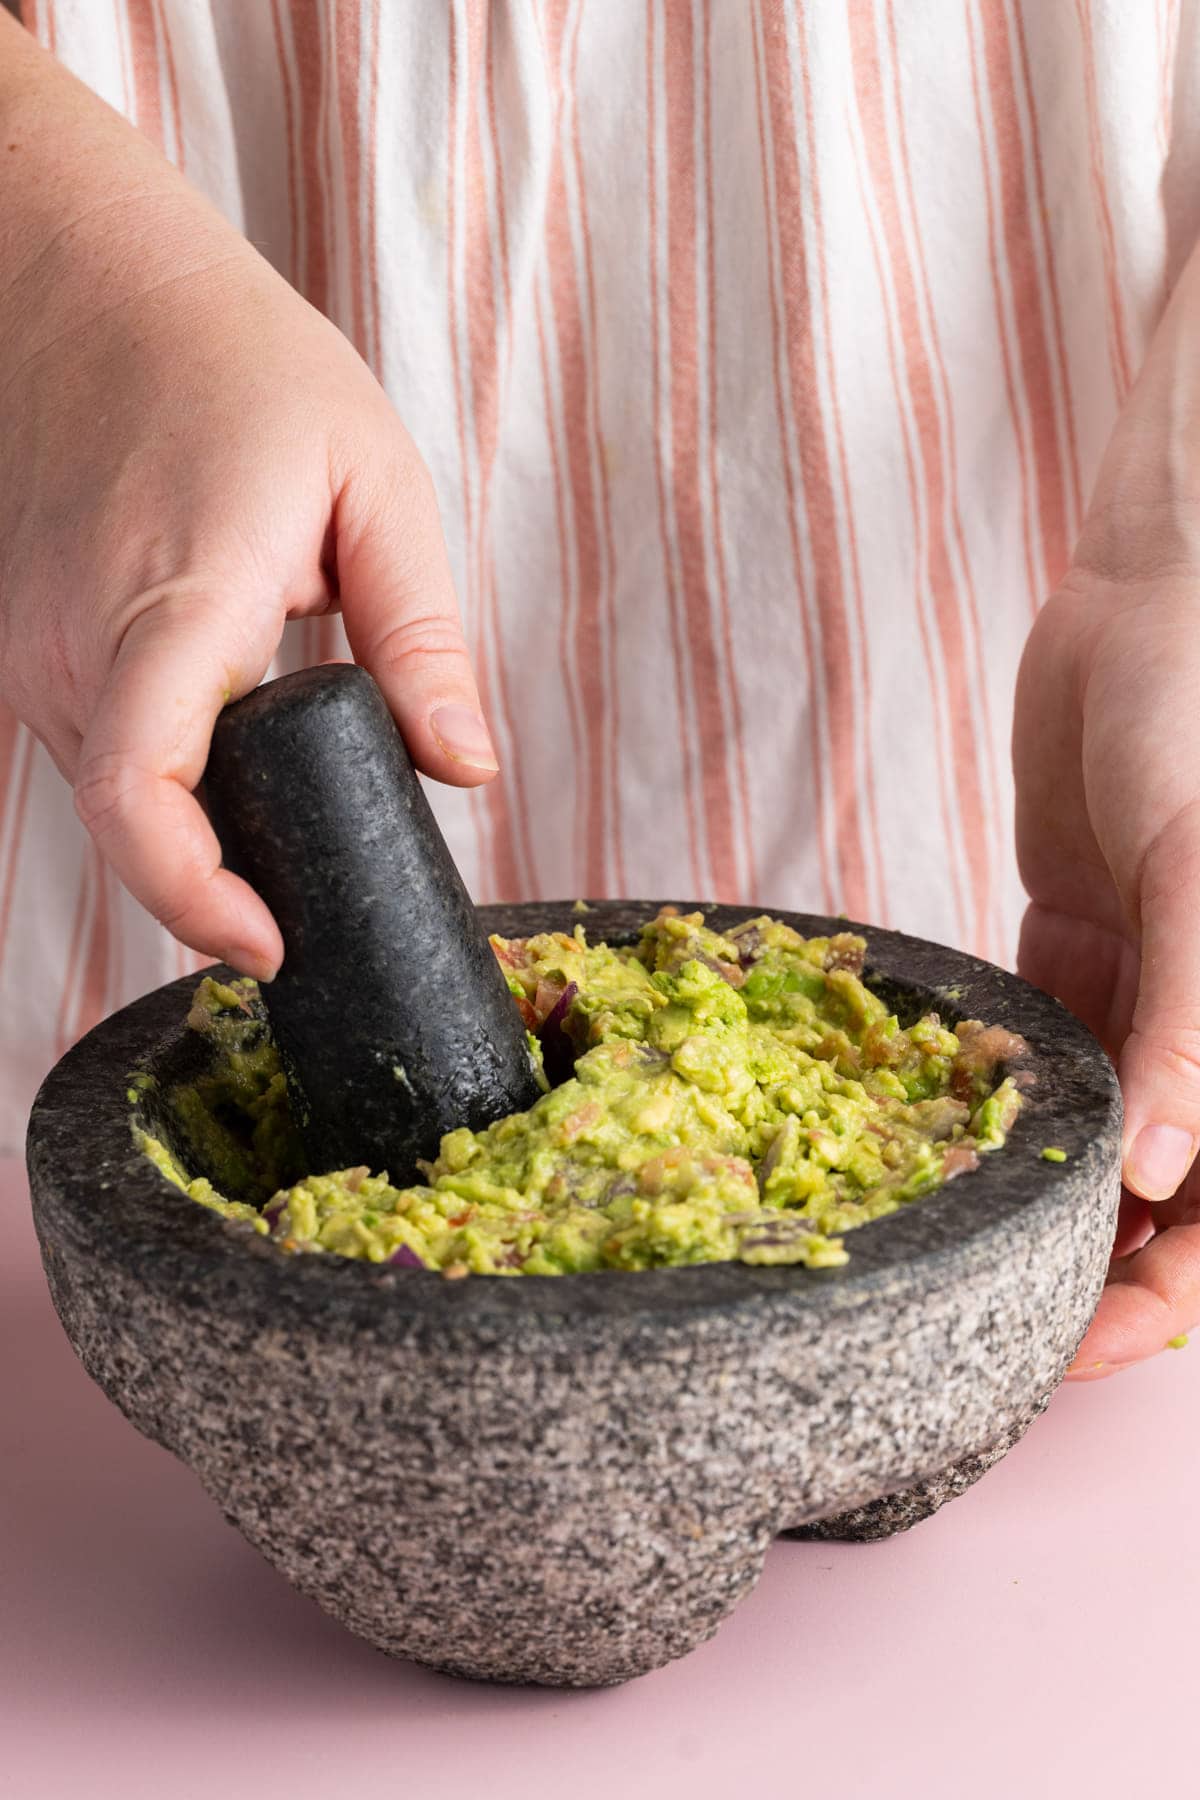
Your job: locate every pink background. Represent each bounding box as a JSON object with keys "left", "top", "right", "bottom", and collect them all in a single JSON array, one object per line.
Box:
[{"left": 3, "top": 1152, "right": 1196, "bottom": 1800}]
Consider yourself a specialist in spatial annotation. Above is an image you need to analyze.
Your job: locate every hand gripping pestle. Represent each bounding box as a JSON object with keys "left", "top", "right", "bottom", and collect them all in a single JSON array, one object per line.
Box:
[{"left": 202, "top": 664, "right": 543, "bottom": 1183}]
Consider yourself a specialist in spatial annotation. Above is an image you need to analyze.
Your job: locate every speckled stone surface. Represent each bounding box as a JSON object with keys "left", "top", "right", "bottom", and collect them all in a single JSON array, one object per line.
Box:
[
  {"left": 26, "top": 902, "right": 1122, "bottom": 1687},
  {"left": 785, "top": 1407, "right": 1049, "bottom": 1543}
]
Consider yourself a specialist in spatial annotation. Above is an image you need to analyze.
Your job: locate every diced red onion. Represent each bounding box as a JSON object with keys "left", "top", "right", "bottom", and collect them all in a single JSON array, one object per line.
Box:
[
  {"left": 539, "top": 980, "right": 579, "bottom": 1086},
  {"left": 693, "top": 950, "right": 742, "bottom": 987},
  {"left": 388, "top": 1244, "right": 427, "bottom": 1269},
  {"left": 731, "top": 924, "right": 763, "bottom": 967}
]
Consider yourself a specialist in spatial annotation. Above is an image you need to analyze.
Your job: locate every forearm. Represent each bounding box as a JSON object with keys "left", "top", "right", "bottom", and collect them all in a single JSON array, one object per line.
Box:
[{"left": 0, "top": 13, "right": 236, "bottom": 369}]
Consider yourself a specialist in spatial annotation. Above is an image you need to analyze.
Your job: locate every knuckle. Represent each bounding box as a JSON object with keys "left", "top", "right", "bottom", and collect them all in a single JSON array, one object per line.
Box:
[
  {"left": 153, "top": 890, "right": 201, "bottom": 936},
  {"left": 1156, "top": 1037, "right": 1200, "bottom": 1088},
  {"left": 374, "top": 612, "right": 468, "bottom": 675},
  {"left": 1128, "top": 1021, "right": 1200, "bottom": 1098},
  {"left": 75, "top": 755, "right": 207, "bottom": 934},
  {"left": 73, "top": 754, "right": 140, "bottom": 841}
]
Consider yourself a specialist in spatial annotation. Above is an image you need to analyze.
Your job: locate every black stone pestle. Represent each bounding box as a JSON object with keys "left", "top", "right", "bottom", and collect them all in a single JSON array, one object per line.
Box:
[{"left": 202, "top": 663, "right": 542, "bottom": 1183}]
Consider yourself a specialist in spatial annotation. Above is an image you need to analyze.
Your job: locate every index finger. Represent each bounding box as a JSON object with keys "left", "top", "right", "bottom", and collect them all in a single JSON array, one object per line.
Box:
[
  {"left": 1066, "top": 1225, "right": 1200, "bottom": 1377},
  {"left": 74, "top": 594, "right": 283, "bottom": 978}
]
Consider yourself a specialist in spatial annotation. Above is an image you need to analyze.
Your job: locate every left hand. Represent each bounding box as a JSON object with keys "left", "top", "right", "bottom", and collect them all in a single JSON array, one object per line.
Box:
[{"left": 1014, "top": 248, "right": 1200, "bottom": 1378}]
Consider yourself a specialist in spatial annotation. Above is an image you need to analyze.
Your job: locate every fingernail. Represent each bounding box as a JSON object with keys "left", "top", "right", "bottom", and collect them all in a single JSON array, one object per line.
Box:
[
  {"left": 224, "top": 949, "right": 278, "bottom": 985},
  {"left": 1064, "top": 1358, "right": 1111, "bottom": 1381},
  {"left": 1126, "top": 1124, "right": 1195, "bottom": 1200},
  {"left": 429, "top": 705, "right": 499, "bottom": 771}
]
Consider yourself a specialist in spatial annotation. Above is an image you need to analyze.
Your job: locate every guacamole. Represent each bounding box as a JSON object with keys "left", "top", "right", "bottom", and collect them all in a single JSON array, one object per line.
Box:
[{"left": 135, "top": 909, "right": 1026, "bottom": 1277}]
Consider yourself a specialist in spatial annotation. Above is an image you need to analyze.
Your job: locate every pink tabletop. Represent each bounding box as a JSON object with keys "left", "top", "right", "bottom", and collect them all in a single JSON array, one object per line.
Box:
[{"left": 2, "top": 1151, "right": 1195, "bottom": 1800}]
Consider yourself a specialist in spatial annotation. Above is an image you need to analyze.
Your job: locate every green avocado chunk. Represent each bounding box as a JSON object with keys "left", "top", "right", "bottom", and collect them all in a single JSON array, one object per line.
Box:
[{"left": 135, "top": 911, "right": 1027, "bottom": 1279}]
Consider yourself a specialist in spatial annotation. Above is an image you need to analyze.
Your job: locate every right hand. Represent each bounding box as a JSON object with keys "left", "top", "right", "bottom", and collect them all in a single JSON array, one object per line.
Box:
[
  {"left": 0, "top": 26, "right": 494, "bottom": 981},
  {"left": 1014, "top": 235, "right": 1200, "bottom": 1373}
]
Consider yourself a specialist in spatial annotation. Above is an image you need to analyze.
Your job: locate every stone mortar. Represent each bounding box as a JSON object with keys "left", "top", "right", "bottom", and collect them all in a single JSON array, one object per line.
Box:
[{"left": 25, "top": 902, "right": 1122, "bottom": 1686}]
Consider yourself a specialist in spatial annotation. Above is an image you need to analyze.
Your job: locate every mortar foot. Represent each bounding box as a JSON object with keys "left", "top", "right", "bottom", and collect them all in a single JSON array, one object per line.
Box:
[{"left": 782, "top": 1397, "right": 1051, "bottom": 1543}]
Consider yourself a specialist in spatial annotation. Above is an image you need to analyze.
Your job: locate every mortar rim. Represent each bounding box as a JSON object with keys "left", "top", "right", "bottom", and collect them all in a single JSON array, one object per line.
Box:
[{"left": 25, "top": 898, "right": 1122, "bottom": 1334}]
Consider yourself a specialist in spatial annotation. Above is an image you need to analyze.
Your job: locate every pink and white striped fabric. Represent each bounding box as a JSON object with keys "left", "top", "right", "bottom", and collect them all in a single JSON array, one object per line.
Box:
[{"left": 0, "top": 1, "right": 1188, "bottom": 1149}]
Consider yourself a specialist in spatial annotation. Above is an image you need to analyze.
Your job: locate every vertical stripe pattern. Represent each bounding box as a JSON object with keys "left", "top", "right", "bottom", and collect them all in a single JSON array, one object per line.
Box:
[{"left": 0, "top": 0, "right": 1189, "bottom": 1146}]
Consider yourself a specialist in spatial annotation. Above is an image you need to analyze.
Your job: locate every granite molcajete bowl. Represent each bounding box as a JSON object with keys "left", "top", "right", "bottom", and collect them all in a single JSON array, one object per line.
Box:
[{"left": 27, "top": 900, "right": 1122, "bottom": 1688}]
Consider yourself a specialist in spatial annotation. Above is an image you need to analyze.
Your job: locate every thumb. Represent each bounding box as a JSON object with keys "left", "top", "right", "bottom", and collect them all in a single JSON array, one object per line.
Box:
[
  {"left": 1118, "top": 807, "right": 1200, "bottom": 1201},
  {"left": 334, "top": 435, "right": 498, "bottom": 786}
]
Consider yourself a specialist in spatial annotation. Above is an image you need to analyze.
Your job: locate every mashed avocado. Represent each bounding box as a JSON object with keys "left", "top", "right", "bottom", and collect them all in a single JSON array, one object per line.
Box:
[{"left": 136, "top": 910, "right": 1026, "bottom": 1277}]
